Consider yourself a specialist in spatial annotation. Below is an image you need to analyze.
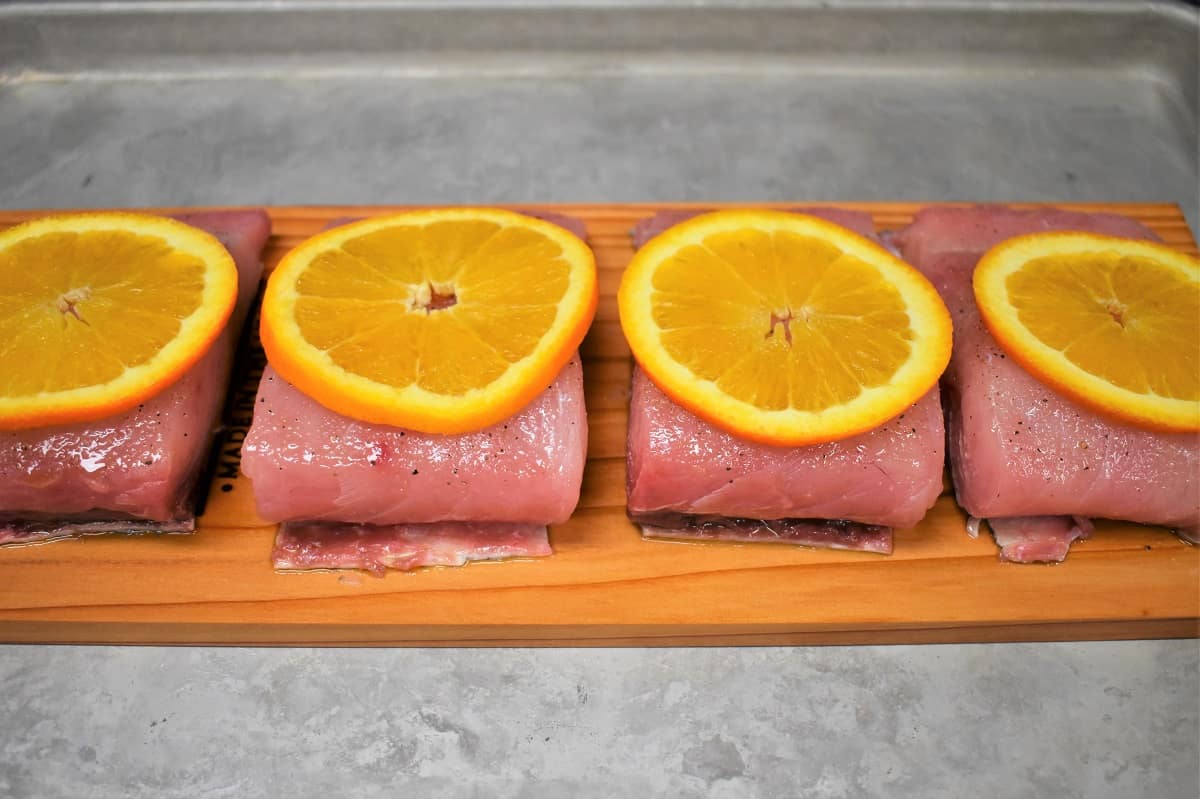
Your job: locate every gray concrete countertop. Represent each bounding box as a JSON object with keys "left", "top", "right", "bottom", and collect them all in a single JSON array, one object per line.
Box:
[
  {"left": 2, "top": 643, "right": 1197, "bottom": 797},
  {"left": 1, "top": 2, "right": 1198, "bottom": 796}
]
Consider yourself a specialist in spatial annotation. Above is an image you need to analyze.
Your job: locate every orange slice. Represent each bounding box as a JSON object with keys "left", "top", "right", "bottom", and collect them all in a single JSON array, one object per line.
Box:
[
  {"left": 260, "top": 208, "right": 597, "bottom": 434},
  {"left": 974, "top": 232, "right": 1200, "bottom": 432},
  {"left": 618, "top": 210, "right": 953, "bottom": 446},
  {"left": 0, "top": 212, "right": 238, "bottom": 431}
]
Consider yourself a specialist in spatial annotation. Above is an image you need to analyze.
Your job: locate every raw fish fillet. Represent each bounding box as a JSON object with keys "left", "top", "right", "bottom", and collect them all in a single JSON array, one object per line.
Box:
[
  {"left": 273, "top": 521, "right": 551, "bottom": 576},
  {"left": 242, "top": 211, "right": 590, "bottom": 573},
  {"left": 891, "top": 205, "right": 1200, "bottom": 562},
  {"left": 242, "top": 356, "right": 587, "bottom": 526},
  {"left": 628, "top": 369, "right": 943, "bottom": 545},
  {"left": 0, "top": 210, "right": 270, "bottom": 544},
  {"left": 626, "top": 208, "right": 946, "bottom": 552}
]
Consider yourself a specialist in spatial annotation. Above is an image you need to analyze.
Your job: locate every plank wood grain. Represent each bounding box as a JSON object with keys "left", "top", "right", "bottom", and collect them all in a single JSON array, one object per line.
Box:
[{"left": 0, "top": 203, "right": 1196, "bottom": 646}]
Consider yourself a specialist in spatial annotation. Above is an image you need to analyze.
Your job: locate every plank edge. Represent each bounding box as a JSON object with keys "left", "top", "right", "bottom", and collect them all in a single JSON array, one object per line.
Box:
[{"left": 1, "top": 618, "right": 1195, "bottom": 647}]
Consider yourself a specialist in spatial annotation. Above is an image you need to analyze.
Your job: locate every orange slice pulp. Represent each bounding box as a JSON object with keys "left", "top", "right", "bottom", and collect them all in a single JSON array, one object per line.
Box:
[
  {"left": 260, "top": 208, "right": 597, "bottom": 434},
  {"left": 618, "top": 209, "right": 953, "bottom": 446},
  {"left": 0, "top": 212, "right": 238, "bottom": 430},
  {"left": 975, "top": 232, "right": 1199, "bottom": 432}
]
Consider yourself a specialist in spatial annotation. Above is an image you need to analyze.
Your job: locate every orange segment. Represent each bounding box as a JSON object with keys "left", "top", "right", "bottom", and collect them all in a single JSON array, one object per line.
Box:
[
  {"left": 260, "top": 208, "right": 596, "bottom": 433},
  {"left": 974, "top": 232, "right": 1200, "bottom": 432},
  {"left": 0, "top": 213, "right": 237, "bottom": 430},
  {"left": 618, "top": 210, "right": 953, "bottom": 446}
]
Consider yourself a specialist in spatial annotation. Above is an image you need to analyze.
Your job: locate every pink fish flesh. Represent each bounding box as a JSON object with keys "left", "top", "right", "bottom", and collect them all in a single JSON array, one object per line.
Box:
[
  {"left": 0, "top": 209, "right": 271, "bottom": 545},
  {"left": 244, "top": 357, "right": 585, "bottom": 573},
  {"left": 626, "top": 208, "right": 946, "bottom": 552},
  {"left": 242, "top": 356, "right": 587, "bottom": 527},
  {"left": 987, "top": 516, "right": 1095, "bottom": 565},
  {"left": 628, "top": 369, "right": 942, "bottom": 553},
  {"left": 273, "top": 521, "right": 551, "bottom": 577},
  {"left": 892, "top": 205, "right": 1200, "bottom": 562}
]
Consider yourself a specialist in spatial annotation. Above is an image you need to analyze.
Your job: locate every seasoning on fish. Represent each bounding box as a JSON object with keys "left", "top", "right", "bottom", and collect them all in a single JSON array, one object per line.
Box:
[{"left": 242, "top": 357, "right": 586, "bottom": 527}]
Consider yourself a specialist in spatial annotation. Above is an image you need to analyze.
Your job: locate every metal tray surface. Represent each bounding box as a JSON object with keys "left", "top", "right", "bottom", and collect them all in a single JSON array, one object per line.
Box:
[{"left": 1, "top": 1, "right": 1196, "bottom": 227}]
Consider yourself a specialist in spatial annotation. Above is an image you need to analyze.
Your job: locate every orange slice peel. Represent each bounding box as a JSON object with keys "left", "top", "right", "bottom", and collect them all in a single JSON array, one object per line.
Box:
[
  {"left": 0, "top": 212, "right": 238, "bottom": 430},
  {"left": 974, "top": 231, "right": 1200, "bottom": 432},
  {"left": 618, "top": 209, "right": 953, "bottom": 446},
  {"left": 260, "top": 208, "right": 597, "bottom": 434}
]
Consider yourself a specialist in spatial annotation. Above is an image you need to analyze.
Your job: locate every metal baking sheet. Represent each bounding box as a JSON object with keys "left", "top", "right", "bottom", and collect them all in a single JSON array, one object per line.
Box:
[{"left": 1, "top": 0, "right": 1196, "bottom": 229}]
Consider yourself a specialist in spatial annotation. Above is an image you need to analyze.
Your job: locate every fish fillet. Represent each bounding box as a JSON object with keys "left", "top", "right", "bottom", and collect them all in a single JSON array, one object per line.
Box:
[
  {"left": 0, "top": 210, "right": 270, "bottom": 544},
  {"left": 242, "top": 211, "right": 590, "bottom": 573},
  {"left": 626, "top": 208, "right": 946, "bottom": 552},
  {"left": 892, "top": 205, "right": 1200, "bottom": 561},
  {"left": 242, "top": 357, "right": 587, "bottom": 526}
]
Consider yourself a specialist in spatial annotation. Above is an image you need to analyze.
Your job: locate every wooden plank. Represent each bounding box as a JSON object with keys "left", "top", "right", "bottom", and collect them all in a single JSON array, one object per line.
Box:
[{"left": 0, "top": 202, "right": 1196, "bottom": 646}]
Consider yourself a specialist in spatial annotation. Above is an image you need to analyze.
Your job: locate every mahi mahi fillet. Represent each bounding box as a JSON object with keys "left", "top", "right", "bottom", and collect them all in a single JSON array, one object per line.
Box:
[
  {"left": 0, "top": 210, "right": 271, "bottom": 544},
  {"left": 626, "top": 208, "right": 947, "bottom": 553},
  {"left": 891, "top": 205, "right": 1200, "bottom": 562},
  {"left": 242, "top": 357, "right": 587, "bottom": 572},
  {"left": 241, "top": 211, "right": 591, "bottom": 573}
]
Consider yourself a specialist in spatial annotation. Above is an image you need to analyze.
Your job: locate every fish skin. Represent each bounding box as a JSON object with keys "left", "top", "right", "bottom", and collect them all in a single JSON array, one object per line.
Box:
[
  {"left": 0, "top": 210, "right": 270, "bottom": 542},
  {"left": 635, "top": 512, "right": 893, "bottom": 554},
  {"left": 272, "top": 520, "right": 551, "bottom": 576}
]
